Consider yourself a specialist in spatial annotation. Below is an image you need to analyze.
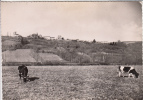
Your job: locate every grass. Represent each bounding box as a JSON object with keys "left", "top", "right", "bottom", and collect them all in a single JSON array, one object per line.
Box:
[
  {"left": 2, "top": 65, "right": 143, "bottom": 100},
  {"left": 2, "top": 49, "right": 64, "bottom": 64},
  {"left": 2, "top": 49, "right": 36, "bottom": 63}
]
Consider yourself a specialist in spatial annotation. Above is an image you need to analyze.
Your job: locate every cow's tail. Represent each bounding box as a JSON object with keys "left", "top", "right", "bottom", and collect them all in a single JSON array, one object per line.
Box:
[
  {"left": 118, "top": 65, "right": 121, "bottom": 72},
  {"left": 18, "top": 66, "right": 20, "bottom": 70},
  {"left": 118, "top": 65, "right": 122, "bottom": 77}
]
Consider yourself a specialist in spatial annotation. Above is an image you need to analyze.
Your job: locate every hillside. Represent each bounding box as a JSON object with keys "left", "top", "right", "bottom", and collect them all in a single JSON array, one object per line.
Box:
[
  {"left": 2, "top": 49, "right": 65, "bottom": 66},
  {"left": 2, "top": 36, "right": 142, "bottom": 65},
  {"left": 3, "top": 49, "right": 36, "bottom": 61}
]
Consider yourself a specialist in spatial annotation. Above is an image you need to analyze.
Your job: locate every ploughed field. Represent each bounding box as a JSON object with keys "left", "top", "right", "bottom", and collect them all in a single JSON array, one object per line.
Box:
[{"left": 2, "top": 65, "right": 143, "bottom": 100}]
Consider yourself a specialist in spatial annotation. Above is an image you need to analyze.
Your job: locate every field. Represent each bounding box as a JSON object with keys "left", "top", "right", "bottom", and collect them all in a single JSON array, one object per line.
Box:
[{"left": 2, "top": 65, "right": 143, "bottom": 100}]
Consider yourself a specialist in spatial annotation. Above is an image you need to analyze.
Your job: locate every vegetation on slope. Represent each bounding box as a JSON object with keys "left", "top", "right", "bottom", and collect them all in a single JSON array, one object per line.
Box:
[{"left": 2, "top": 35, "right": 142, "bottom": 65}]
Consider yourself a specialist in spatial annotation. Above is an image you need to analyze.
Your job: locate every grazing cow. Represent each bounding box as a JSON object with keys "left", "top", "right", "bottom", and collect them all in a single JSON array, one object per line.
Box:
[
  {"left": 118, "top": 65, "right": 139, "bottom": 78},
  {"left": 18, "top": 64, "right": 29, "bottom": 82}
]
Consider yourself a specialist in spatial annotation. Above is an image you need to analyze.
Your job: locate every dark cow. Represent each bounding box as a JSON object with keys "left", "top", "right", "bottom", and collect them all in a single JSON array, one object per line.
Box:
[
  {"left": 18, "top": 64, "right": 29, "bottom": 82},
  {"left": 118, "top": 65, "right": 139, "bottom": 78}
]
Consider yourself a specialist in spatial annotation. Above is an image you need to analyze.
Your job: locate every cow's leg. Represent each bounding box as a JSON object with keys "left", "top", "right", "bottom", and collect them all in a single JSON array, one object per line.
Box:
[
  {"left": 119, "top": 72, "right": 122, "bottom": 77},
  {"left": 128, "top": 73, "right": 131, "bottom": 77},
  {"left": 24, "top": 76, "right": 29, "bottom": 82},
  {"left": 122, "top": 71, "right": 125, "bottom": 77},
  {"left": 23, "top": 69, "right": 28, "bottom": 82},
  {"left": 27, "top": 76, "right": 30, "bottom": 81},
  {"left": 129, "top": 73, "right": 135, "bottom": 78},
  {"left": 19, "top": 73, "right": 22, "bottom": 79},
  {"left": 132, "top": 74, "right": 135, "bottom": 78},
  {"left": 23, "top": 77, "right": 27, "bottom": 82}
]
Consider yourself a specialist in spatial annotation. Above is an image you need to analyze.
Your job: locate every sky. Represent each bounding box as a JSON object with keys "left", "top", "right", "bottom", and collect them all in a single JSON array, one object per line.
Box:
[{"left": 1, "top": 2, "right": 142, "bottom": 42}]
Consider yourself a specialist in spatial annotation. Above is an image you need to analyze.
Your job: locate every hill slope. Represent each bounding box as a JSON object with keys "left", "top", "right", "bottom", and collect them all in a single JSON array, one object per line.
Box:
[
  {"left": 2, "top": 36, "right": 142, "bottom": 65},
  {"left": 2, "top": 49, "right": 65, "bottom": 65}
]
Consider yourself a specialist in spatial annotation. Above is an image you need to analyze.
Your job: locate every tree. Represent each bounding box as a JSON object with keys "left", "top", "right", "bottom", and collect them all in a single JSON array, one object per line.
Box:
[
  {"left": 21, "top": 37, "right": 29, "bottom": 45},
  {"left": 118, "top": 40, "right": 121, "bottom": 43},
  {"left": 92, "top": 39, "right": 96, "bottom": 43}
]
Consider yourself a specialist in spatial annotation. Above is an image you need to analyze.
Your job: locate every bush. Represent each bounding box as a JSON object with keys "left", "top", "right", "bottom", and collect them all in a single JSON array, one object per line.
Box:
[{"left": 21, "top": 37, "right": 29, "bottom": 45}]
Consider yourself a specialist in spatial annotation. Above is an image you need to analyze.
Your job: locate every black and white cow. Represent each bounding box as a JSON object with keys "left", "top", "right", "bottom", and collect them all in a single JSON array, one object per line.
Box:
[
  {"left": 118, "top": 65, "right": 139, "bottom": 78},
  {"left": 18, "top": 64, "right": 29, "bottom": 82}
]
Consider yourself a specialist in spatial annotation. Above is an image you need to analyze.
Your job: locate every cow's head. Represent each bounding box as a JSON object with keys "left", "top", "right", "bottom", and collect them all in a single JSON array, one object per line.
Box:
[
  {"left": 130, "top": 69, "right": 139, "bottom": 78},
  {"left": 134, "top": 73, "right": 139, "bottom": 78},
  {"left": 131, "top": 69, "right": 139, "bottom": 78}
]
